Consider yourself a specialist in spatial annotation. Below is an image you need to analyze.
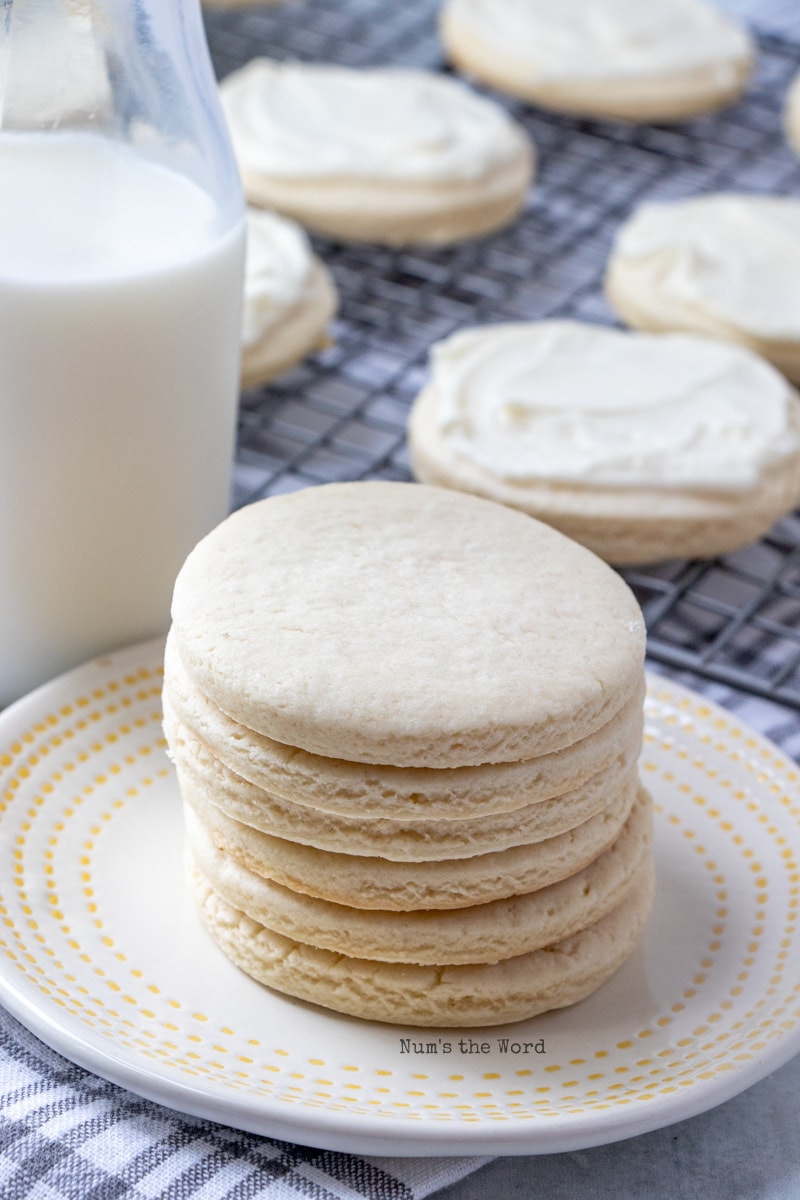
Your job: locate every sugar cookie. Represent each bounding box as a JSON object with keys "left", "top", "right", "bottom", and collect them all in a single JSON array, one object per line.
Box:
[
  {"left": 241, "top": 208, "right": 337, "bottom": 389},
  {"left": 605, "top": 193, "right": 800, "bottom": 384},
  {"left": 180, "top": 781, "right": 639, "bottom": 910},
  {"left": 408, "top": 321, "right": 800, "bottom": 564},
  {"left": 185, "top": 789, "right": 652, "bottom": 964},
  {"left": 188, "top": 854, "right": 655, "bottom": 1026},
  {"left": 169, "top": 483, "right": 645, "bottom": 767},
  {"left": 166, "top": 480, "right": 652, "bottom": 1026},
  {"left": 219, "top": 59, "right": 534, "bottom": 245},
  {"left": 165, "top": 702, "right": 642, "bottom": 860},
  {"left": 440, "top": 0, "right": 753, "bottom": 122},
  {"left": 163, "top": 629, "right": 644, "bottom": 819}
]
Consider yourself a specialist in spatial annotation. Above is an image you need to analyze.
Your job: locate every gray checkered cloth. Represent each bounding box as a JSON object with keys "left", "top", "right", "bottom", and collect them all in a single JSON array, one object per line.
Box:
[
  {"left": 1, "top": 664, "right": 797, "bottom": 1200},
  {"left": 0, "top": 1008, "right": 491, "bottom": 1199}
]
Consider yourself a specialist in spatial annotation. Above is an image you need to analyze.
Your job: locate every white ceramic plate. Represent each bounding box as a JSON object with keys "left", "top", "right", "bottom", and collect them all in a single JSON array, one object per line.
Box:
[{"left": 0, "top": 638, "right": 799, "bottom": 1156}]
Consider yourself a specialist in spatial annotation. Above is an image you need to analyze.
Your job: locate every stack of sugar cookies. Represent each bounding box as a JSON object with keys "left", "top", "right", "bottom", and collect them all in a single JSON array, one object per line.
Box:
[{"left": 163, "top": 481, "right": 654, "bottom": 1027}]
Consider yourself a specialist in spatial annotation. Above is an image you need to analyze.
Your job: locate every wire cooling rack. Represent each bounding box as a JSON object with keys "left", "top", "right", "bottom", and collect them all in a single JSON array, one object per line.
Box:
[{"left": 203, "top": 1, "right": 800, "bottom": 711}]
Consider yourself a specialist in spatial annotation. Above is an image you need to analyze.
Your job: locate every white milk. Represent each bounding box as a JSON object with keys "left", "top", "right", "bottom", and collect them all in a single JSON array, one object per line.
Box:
[{"left": 0, "top": 133, "right": 245, "bottom": 706}]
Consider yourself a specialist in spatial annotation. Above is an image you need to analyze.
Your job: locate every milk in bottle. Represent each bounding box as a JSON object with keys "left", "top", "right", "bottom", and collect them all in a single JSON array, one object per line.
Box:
[{"left": 0, "top": 1, "right": 246, "bottom": 706}]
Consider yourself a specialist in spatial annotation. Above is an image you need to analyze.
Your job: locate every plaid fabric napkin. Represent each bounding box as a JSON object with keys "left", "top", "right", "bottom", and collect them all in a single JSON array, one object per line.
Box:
[
  {"left": 2, "top": 662, "right": 798, "bottom": 1200},
  {"left": 0, "top": 1007, "right": 491, "bottom": 1199}
]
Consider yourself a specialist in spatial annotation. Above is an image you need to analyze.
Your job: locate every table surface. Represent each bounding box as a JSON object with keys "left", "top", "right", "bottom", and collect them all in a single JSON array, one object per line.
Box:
[{"left": 435, "top": 1062, "right": 800, "bottom": 1200}]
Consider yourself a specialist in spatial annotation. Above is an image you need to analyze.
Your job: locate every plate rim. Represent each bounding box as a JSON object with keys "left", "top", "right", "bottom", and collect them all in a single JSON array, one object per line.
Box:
[{"left": 1, "top": 638, "right": 799, "bottom": 1157}]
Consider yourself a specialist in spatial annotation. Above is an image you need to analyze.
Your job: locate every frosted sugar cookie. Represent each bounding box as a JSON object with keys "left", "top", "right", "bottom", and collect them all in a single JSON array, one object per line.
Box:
[
  {"left": 440, "top": 0, "right": 753, "bottom": 122},
  {"left": 605, "top": 193, "right": 800, "bottom": 384},
  {"left": 408, "top": 321, "right": 800, "bottom": 564},
  {"left": 188, "top": 852, "right": 655, "bottom": 1026},
  {"left": 219, "top": 59, "right": 534, "bottom": 245},
  {"left": 169, "top": 482, "right": 645, "bottom": 767},
  {"left": 240, "top": 208, "right": 337, "bottom": 389}
]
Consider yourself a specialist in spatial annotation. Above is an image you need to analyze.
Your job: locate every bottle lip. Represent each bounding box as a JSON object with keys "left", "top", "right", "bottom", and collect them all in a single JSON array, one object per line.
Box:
[{"left": 0, "top": 0, "right": 243, "bottom": 215}]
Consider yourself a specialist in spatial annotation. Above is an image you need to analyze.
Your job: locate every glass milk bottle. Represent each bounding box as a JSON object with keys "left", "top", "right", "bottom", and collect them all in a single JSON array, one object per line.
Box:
[{"left": 0, "top": 0, "right": 246, "bottom": 706}]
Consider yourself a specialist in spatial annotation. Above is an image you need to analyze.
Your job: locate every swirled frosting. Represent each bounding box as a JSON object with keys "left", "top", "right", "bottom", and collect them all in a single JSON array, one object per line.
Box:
[
  {"left": 220, "top": 59, "right": 527, "bottom": 181},
  {"left": 445, "top": 0, "right": 751, "bottom": 81},
  {"left": 242, "top": 209, "right": 313, "bottom": 347},
  {"left": 613, "top": 194, "right": 800, "bottom": 343},
  {"left": 432, "top": 322, "right": 798, "bottom": 491}
]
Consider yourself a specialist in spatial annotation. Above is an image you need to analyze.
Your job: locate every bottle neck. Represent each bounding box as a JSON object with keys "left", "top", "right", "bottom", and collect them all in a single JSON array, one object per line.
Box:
[{"left": 0, "top": 0, "right": 243, "bottom": 225}]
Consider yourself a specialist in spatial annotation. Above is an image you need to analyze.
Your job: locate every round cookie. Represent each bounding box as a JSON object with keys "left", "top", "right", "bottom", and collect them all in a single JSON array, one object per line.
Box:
[
  {"left": 169, "top": 482, "right": 646, "bottom": 768},
  {"left": 408, "top": 321, "right": 800, "bottom": 564},
  {"left": 440, "top": 0, "right": 753, "bottom": 122},
  {"left": 219, "top": 59, "right": 534, "bottom": 246},
  {"left": 182, "top": 779, "right": 640, "bottom": 910},
  {"left": 241, "top": 208, "right": 337, "bottom": 389},
  {"left": 163, "top": 629, "right": 645, "bottom": 818},
  {"left": 188, "top": 853, "right": 656, "bottom": 1026},
  {"left": 605, "top": 193, "right": 800, "bottom": 384},
  {"left": 165, "top": 704, "right": 642, "bottom": 860},
  {"left": 185, "top": 789, "right": 652, "bottom": 964}
]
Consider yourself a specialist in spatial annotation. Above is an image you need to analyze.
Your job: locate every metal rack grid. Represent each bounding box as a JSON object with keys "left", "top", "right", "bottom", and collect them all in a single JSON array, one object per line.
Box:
[{"left": 203, "top": 1, "right": 800, "bottom": 710}]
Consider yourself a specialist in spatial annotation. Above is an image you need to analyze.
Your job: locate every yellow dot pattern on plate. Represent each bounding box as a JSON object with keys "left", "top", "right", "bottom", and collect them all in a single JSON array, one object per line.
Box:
[{"left": 1, "top": 660, "right": 800, "bottom": 1126}]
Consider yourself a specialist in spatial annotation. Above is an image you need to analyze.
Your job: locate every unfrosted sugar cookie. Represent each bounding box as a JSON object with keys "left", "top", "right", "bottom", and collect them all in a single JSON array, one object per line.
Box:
[
  {"left": 240, "top": 208, "right": 337, "bottom": 389},
  {"left": 163, "top": 695, "right": 642, "bottom": 861},
  {"left": 605, "top": 193, "right": 800, "bottom": 384},
  {"left": 168, "top": 482, "right": 645, "bottom": 767},
  {"left": 408, "top": 321, "right": 800, "bottom": 564},
  {"left": 440, "top": 0, "right": 753, "bottom": 122},
  {"left": 187, "top": 852, "right": 655, "bottom": 1027},
  {"left": 219, "top": 59, "right": 534, "bottom": 245},
  {"left": 184, "top": 788, "right": 652, "bottom": 965},
  {"left": 165, "top": 481, "right": 653, "bottom": 1026},
  {"left": 178, "top": 776, "right": 639, "bottom": 911},
  {"left": 162, "top": 628, "right": 644, "bottom": 822}
]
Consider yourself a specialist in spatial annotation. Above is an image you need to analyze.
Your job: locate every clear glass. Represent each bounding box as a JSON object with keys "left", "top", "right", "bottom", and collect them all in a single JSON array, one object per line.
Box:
[{"left": 0, "top": 0, "right": 246, "bottom": 706}]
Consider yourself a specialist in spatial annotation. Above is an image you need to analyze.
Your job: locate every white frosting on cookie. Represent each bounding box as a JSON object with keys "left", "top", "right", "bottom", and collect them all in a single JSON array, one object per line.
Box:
[
  {"left": 432, "top": 322, "right": 799, "bottom": 491},
  {"left": 445, "top": 0, "right": 751, "bottom": 81},
  {"left": 2, "top": 9, "right": 111, "bottom": 126},
  {"left": 613, "top": 194, "right": 800, "bottom": 343},
  {"left": 220, "top": 59, "right": 526, "bottom": 181},
  {"left": 241, "top": 209, "right": 313, "bottom": 348}
]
